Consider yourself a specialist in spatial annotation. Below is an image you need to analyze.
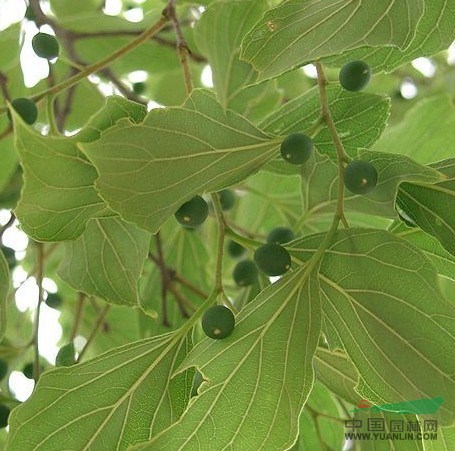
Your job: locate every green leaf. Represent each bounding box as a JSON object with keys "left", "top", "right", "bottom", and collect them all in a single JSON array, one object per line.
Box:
[
  {"left": 134, "top": 265, "right": 322, "bottom": 450},
  {"left": 314, "top": 348, "right": 359, "bottom": 405},
  {"left": 7, "top": 334, "right": 191, "bottom": 450},
  {"left": 76, "top": 96, "right": 147, "bottom": 143},
  {"left": 372, "top": 96, "right": 455, "bottom": 164},
  {"left": 0, "top": 250, "right": 11, "bottom": 340},
  {"left": 80, "top": 89, "right": 278, "bottom": 233},
  {"left": 326, "top": 0, "right": 455, "bottom": 73},
  {"left": 0, "top": 23, "right": 20, "bottom": 72},
  {"left": 300, "top": 149, "right": 443, "bottom": 219},
  {"left": 291, "top": 229, "right": 455, "bottom": 425},
  {"left": 50, "top": 0, "right": 102, "bottom": 17},
  {"left": 261, "top": 85, "right": 391, "bottom": 160},
  {"left": 299, "top": 382, "right": 345, "bottom": 451},
  {"left": 423, "top": 424, "right": 455, "bottom": 450},
  {"left": 58, "top": 217, "right": 150, "bottom": 306},
  {"left": 240, "top": 0, "right": 424, "bottom": 82},
  {"left": 194, "top": 0, "right": 281, "bottom": 120},
  {"left": 397, "top": 159, "right": 455, "bottom": 256},
  {"left": 12, "top": 112, "right": 106, "bottom": 242},
  {"left": 391, "top": 223, "right": 455, "bottom": 282}
]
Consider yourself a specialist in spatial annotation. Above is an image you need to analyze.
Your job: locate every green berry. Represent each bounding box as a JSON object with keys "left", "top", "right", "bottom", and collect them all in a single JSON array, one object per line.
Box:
[
  {"left": 22, "top": 362, "right": 34, "bottom": 379},
  {"left": 32, "top": 33, "right": 60, "bottom": 59},
  {"left": 132, "top": 82, "right": 146, "bottom": 95},
  {"left": 175, "top": 195, "right": 208, "bottom": 228},
  {"left": 227, "top": 240, "right": 246, "bottom": 258},
  {"left": 10, "top": 98, "right": 38, "bottom": 125},
  {"left": 55, "top": 342, "right": 76, "bottom": 367},
  {"left": 254, "top": 243, "right": 291, "bottom": 276},
  {"left": 45, "top": 292, "right": 63, "bottom": 309},
  {"left": 201, "top": 305, "right": 235, "bottom": 339},
  {"left": 280, "top": 133, "right": 313, "bottom": 165},
  {"left": 0, "top": 358, "right": 8, "bottom": 381},
  {"left": 0, "top": 245, "right": 16, "bottom": 269},
  {"left": 233, "top": 260, "right": 258, "bottom": 287},
  {"left": 219, "top": 190, "right": 236, "bottom": 210},
  {"left": 339, "top": 61, "right": 371, "bottom": 92},
  {"left": 344, "top": 160, "right": 378, "bottom": 195},
  {"left": 267, "top": 227, "right": 295, "bottom": 244},
  {"left": 0, "top": 404, "right": 10, "bottom": 429}
]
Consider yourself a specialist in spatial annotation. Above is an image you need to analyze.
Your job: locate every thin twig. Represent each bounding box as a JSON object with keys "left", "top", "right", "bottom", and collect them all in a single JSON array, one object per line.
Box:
[
  {"left": 76, "top": 303, "right": 110, "bottom": 363},
  {"left": 315, "top": 61, "right": 349, "bottom": 228},
  {"left": 33, "top": 242, "right": 45, "bottom": 381},
  {"left": 155, "top": 232, "right": 171, "bottom": 327},
  {"left": 70, "top": 293, "right": 86, "bottom": 341},
  {"left": 172, "top": 273, "right": 208, "bottom": 300},
  {"left": 164, "top": 0, "right": 193, "bottom": 94},
  {"left": 0, "top": 212, "right": 15, "bottom": 241}
]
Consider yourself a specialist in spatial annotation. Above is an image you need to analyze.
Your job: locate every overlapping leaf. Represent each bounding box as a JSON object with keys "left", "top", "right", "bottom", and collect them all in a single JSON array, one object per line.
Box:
[
  {"left": 194, "top": 0, "right": 281, "bottom": 121},
  {"left": 397, "top": 159, "right": 455, "bottom": 256},
  {"left": 372, "top": 96, "right": 455, "bottom": 165},
  {"left": 133, "top": 265, "right": 322, "bottom": 450},
  {"left": 12, "top": 112, "right": 106, "bottom": 242},
  {"left": 390, "top": 222, "right": 455, "bottom": 282},
  {"left": 80, "top": 89, "right": 279, "bottom": 233},
  {"left": 291, "top": 229, "right": 455, "bottom": 425},
  {"left": 261, "top": 85, "right": 390, "bottom": 164},
  {"left": 327, "top": 0, "right": 455, "bottom": 73},
  {"left": 240, "top": 0, "right": 424, "bottom": 82},
  {"left": 7, "top": 334, "right": 191, "bottom": 450},
  {"left": 58, "top": 216, "right": 150, "bottom": 306},
  {"left": 300, "top": 149, "right": 443, "bottom": 219}
]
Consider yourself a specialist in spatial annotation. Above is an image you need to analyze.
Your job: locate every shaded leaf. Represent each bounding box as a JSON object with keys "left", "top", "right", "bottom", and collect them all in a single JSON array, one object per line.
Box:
[
  {"left": 0, "top": 250, "right": 11, "bottom": 340},
  {"left": 194, "top": 0, "right": 281, "bottom": 120},
  {"left": 300, "top": 149, "right": 443, "bottom": 219},
  {"left": 261, "top": 85, "right": 391, "bottom": 160},
  {"left": 397, "top": 159, "right": 455, "bottom": 257},
  {"left": 12, "top": 112, "right": 106, "bottom": 242},
  {"left": 58, "top": 217, "right": 150, "bottom": 306}
]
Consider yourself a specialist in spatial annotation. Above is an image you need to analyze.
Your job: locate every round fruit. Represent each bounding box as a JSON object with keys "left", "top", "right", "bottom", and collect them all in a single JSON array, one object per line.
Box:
[
  {"left": 267, "top": 227, "right": 295, "bottom": 244},
  {"left": 201, "top": 305, "right": 235, "bottom": 339},
  {"left": 227, "top": 240, "right": 245, "bottom": 258},
  {"left": 45, "top": 292, "right": 63, "bottom": 309},
  {"left": 132, "top": 82, "right": 146, "bottom": 95},
  {"left": 233, "top": 260, "right": 258, "bottom": 287},
  {"left": 175, "top": 196, "right": 209, "bottom": 228},
  {"left": 0, "top": 404, "right": 10, "bottom": 429},
  {"left": 10, "top": 98, "right": 38, "bottom": 125},
  {"left": 0, "top": 245, "right": 16, "bottom": 269},
  {"left": 55, "top": 342, "right": 76, "bottom": 367},
  {"left": 22, "top": 362, "right": 34, "bottom": 379},
  {"left": 219, "top": 189, "right": 236, "bottom": 210},
  {"left": 0, "top": 358, "right": 8, "bottom": 381},
  {"left": 344, "top": 160, "right": 378, "bottom": 195},
  {"left": 254, "top": 243, "right": 291, "bottom": 276},
  {"left": 280, "top": 133, "right": 313, "bottom": 165},
  {"left": 32, "top": 32, "right": 59, "bottom": 59},
  {"left": 339, "top": 61, "right": 371, "bottom": 92}
]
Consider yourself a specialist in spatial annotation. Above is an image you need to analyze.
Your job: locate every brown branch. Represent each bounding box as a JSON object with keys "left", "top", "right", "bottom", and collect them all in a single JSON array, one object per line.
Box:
[
  {"left": 164, "top": 0, "right": 193, "bottom": 94},
  {"left": 33, "top": 242, "right": 45, "bottom": 381}
]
